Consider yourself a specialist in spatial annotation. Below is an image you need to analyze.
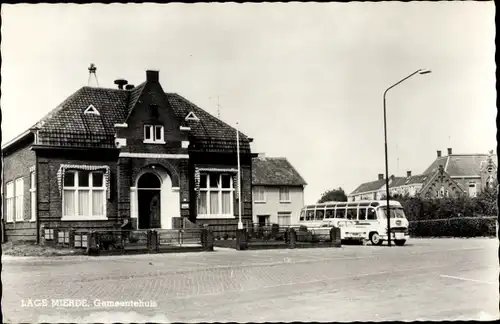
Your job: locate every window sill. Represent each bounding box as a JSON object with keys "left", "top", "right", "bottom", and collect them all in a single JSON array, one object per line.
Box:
[
  {"left": 197, "top": 214, "right": 236, "bottom": 219},
  {"left": 254, "top": 201, "right": 266, "bottom": 204},
  {"left": 279, "top": 201, "right": 291, "bottom": 204},
  {"left": 61, "top": 216, "right": 109, "bottom": 221},
  {"left": 143, "top": 140, "right": 166, "bottom": 144}
]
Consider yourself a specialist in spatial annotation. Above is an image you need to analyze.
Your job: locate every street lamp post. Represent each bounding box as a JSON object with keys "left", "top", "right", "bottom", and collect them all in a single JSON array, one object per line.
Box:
[{"left": 383, "top": 68, "right": 431, "bottom": 246}]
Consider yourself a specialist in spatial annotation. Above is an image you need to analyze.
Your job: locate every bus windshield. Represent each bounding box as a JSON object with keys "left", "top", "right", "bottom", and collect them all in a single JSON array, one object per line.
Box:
[{"left": 378, "top": 207, "right": 406, "bottom": 219}]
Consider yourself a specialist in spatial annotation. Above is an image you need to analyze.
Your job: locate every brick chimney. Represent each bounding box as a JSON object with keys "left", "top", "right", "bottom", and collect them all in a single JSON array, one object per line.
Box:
[
  {"left": 146, "top": 70, "right": 159, "bottom": 83},
  {"left": 407, "top": 171, "right": 412, "bottom": 177},
  {"left": 437, "top": 150, "right": 442, "bottom": 158},
  {"left": 378, "top": 174, "right": 384, "bottom": 180},
  {"left": 447, "top": 147, "right": 452, "bottom": 155}
]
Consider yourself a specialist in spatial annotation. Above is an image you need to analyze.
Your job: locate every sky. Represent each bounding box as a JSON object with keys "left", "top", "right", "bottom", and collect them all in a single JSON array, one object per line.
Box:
[{"left": 1, "top": 2, "right": 496, "bottom": 204}]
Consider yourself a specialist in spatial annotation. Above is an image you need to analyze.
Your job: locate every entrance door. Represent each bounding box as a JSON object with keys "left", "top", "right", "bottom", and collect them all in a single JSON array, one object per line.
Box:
[
  {"left": 137, "top": 173, "right": 162, "bottom": 229},
  {"left": 258, "top": 215, "right": 269, "bottom": 227}
]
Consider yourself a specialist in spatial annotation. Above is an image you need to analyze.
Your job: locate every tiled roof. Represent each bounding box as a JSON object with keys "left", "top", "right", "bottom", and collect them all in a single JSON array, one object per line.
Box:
[
  {"left": 446, "top": 155, "right": 496, "bottom": 177},
  {"left": 350, "top": 179, "right": 386, "bottom": 195},
  {"left": 422, "top": 157, "right": 448, "bottom": 175},
  {"left": 167, "top": 93, "right": 251, "bottom": 152},
  {"left": 252, "top": 157, "right": 307, "bottom": 186},
  {"left": 404, "top": 174, "right": 430, "bottom": 185},
  {"left": 25, "top": 84, "right": 250, "bottom": 151},
  {"left": 423, "top": 154, "right": 497, "bottom": 177},
  {"left": 37, "top": 87, "right": 129, "bottom": 148},
  {"left": 388, "top": 177, "right": 408, "bottom": 188}
]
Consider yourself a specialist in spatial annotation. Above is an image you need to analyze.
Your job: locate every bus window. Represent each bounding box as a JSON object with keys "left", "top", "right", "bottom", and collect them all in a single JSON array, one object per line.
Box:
[
  {"left": 336, "top": 208, "right": 346, "bottom": 219},
  {"left": 367, "top": 208, "right": 377, "bottom": 220},
  {"left": 299, "top": 210, "right": 305, "bottom": 221},
  {"left": 346, "top": 208, "right": 357, "bottom": 220},
  {"left": 306, "top": 210, "right": 315, "bottom": 221},
  {"left": 315, "top": 210, "right": 324, "bottom": 220},
  {"left": 358, "top": 208, "right": 367, "bottom": 221},
  {"left": 325, "top": 209, "right": 334, "bottom": 219}
]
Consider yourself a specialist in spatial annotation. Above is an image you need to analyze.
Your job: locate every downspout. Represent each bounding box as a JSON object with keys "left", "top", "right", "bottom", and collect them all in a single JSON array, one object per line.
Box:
[{"left": 35, "top": 153, "right": 40, "bottom": 244}]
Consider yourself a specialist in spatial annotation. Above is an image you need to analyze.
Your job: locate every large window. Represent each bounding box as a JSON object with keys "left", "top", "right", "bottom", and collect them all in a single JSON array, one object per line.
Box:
[
  {"left": 63, "top": 170, "right": 106, "bottom": 219},
  {"left": 253, "top": 187, "right": 266, "bottom": 203},
  {"left": 277, "top": 212, "right": 291, "bottom": 226},
  {"left": 367, "top": 208, "right": 377, "bottom": 220},
  {"left": 336, "top": 208, "right": 346, "bottom": 219},
  {"left": 279, "top": 187, "right": 290, "bottom": 203},
  {"left": 358, "top": 208, "right": 367, "bottom": 221},
  {"left": 315, "top": 209, "right": 324, "bottom": 220},
  {"left": 15, "top": 178, "right": 24, "bottom": 221},
  {"left": 346, "top": 208, "right": 357, "bottom": 220},
  {"left": 197, "top": 173, "right": 234, "bottom": 217},
  {"left": 30, "top": 171, "right": 36, "bottom": 221},
  {"left": 5, "top": 181, "right": 14, "bottom": 222},
  {"left": 144, "top": 124, "right": 164, "bottom": 143}
]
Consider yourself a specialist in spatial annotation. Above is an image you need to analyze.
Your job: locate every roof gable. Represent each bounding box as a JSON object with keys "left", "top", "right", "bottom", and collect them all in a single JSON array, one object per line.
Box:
[{"left": 252, "top": 157, "right": 307, "bottom": 186}]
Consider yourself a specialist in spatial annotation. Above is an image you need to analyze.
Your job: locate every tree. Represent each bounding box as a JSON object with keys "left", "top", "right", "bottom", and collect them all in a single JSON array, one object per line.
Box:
[{"left": 317, "top": 187, "right": 348, "bottom": 203}]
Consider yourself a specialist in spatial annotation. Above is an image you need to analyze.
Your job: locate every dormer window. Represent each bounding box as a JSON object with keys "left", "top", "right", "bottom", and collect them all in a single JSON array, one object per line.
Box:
[
  {"left": 144, "top": 125, "right": 165, "bottom": 144},
  {"left": 84, "top": 104, "right": 100, "bottom": 116},
  {"left": 185, "top": 111, "right": 199, "bottom": 121}
]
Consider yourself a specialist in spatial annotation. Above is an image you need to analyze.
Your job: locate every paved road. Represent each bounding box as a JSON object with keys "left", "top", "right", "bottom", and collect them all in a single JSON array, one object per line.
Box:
[{"left": 2, "top": 238, "right": 498, "bottom": 323}]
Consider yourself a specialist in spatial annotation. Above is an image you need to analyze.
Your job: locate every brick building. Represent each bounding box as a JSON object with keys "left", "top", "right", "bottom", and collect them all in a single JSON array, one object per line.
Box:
[
  {"left": 348, "top": 148, "right": 497, "bottom": 201},
  {"left": 1, "top": 70, "right": 254, "bottom": 242}
]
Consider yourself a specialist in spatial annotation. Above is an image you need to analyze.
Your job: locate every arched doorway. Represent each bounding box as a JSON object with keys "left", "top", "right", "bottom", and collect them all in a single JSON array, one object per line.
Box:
[{"left": 137, "top": 172, "right": 161, "bottom": 229}]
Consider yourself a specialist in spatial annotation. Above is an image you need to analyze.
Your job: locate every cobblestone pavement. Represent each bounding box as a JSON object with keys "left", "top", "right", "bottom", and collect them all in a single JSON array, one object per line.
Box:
[{"left": 2, "top": 238, "right": 498, "bottom": 323}]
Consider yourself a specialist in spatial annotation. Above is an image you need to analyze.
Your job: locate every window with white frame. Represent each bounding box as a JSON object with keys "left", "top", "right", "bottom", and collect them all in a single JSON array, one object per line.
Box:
[
  {"left": 30, "top": 170, "right": 36, "bottom": 221},
  {"left": 5, "top": 181, "right": 14, "bottom": 222},
  {"left": 197, "top": 173, "right": 234, "bottom": 217},
  {"left": 144, "top": 124, "right": 164, "bottom": 143},
  {"left": 277, "top": 212, "right": 291, "bottom": 226},
  {"left": 253, "top": 187, "right": 266, "bottom": 203},
  {"left": 279, "top": 187, "right": 290, "bottom": 203},
  {"left": 63, "top": 170, "right": 106, "bottom": 219},
  {"left": 15, "top": 178, "right": 24, "bottom": 221}
]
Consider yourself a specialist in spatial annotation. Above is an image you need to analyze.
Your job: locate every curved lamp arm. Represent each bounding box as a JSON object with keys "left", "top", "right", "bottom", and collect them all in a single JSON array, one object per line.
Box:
[{"left": 384, "top": 69, "right": 432, "bottom": 98}]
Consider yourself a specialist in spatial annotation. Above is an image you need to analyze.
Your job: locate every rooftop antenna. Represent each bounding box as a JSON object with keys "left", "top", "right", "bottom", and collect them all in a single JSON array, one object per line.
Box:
[
  {"left": 88, "top": 63, "right": 99, "bottom": 87},
  {"left": 209, "top": 95, "right": 222, "bottom": 119}
]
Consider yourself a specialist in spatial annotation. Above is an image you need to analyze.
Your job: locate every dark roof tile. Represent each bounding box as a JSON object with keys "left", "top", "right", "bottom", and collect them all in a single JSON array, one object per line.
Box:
[
  {"left": 26, "top": 84, "right": 251, "bottom": 151},
  {"left": 350, "top": 179, "right": 386, "bottom": 195},
  {"left": 252, "top": 157, "right": 307, "bottom": 186}
]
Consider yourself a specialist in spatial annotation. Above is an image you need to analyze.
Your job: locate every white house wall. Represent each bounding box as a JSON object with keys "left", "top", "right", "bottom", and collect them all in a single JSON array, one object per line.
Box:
[{"left": 252, "top": 186, "right": 304, "bottom": 224}]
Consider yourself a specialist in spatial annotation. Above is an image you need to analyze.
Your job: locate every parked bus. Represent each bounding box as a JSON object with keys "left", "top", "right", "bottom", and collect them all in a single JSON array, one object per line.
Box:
[{"left": 297, "top": 200, "right": 409, "bottom": 246}]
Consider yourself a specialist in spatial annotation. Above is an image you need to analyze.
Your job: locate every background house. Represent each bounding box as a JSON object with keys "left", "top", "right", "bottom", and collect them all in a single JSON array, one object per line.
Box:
[
  {"left": 348, "top": 148, "right": 497, "bottom": 201},
  {"left": 251, "top": 154, "right": 307, "bottom": 226},
  {"left": 2, "top": 69, "right": 254, "bottom": 242}
]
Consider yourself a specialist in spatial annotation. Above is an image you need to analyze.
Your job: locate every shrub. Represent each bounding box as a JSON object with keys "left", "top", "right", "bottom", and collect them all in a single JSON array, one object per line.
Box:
[{"left": 409, "top": 216, "right": 497, "bottom": 238}]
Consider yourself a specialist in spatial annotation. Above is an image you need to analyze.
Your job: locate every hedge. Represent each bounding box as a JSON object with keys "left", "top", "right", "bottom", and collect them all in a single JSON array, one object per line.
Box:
[
  {"left": 409, "top": 216, "right": 497, "bottom": 238},
  {"left": 388, "top": 187, "right": 498, "bottom": 221}
]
